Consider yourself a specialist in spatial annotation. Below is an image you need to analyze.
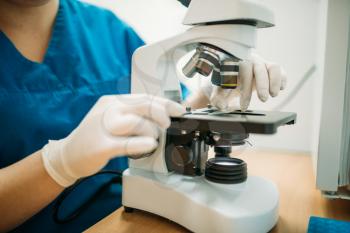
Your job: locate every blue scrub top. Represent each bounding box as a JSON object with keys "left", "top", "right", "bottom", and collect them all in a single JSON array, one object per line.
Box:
[{"left": 0, "top": 0, "right": 189, "bottom": 232}]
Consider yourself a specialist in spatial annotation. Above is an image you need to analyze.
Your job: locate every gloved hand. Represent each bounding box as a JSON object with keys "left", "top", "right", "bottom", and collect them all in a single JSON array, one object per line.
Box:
[
  {"left": 201, "top": 53, "right": 287, "bottom": 111},
  {"left": 41, "top": 94, "right": 185, "bottom": 187}
]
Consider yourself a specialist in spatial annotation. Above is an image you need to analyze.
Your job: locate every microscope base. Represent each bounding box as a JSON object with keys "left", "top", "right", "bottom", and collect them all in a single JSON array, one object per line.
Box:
[{"left": 122, "top": 168, "right": 279, "bottom": 233}]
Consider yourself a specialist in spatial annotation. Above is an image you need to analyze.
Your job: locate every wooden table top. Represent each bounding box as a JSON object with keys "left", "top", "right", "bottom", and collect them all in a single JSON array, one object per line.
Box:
[{"left": 86, "top": 150, "right": 350, "bottom": 233}]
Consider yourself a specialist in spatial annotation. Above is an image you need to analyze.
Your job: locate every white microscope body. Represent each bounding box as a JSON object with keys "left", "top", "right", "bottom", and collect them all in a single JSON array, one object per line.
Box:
[{"left": 122, "top": 1, "right": 279, "bottom": 232}]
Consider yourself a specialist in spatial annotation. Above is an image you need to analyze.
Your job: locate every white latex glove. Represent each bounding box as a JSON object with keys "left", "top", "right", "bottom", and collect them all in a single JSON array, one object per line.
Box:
[
  {"left": 42, "top": 94, "right": 185, "bottom": 187},
  {"left": 201, "top": 53, "right": 287, "bottom": 111}
]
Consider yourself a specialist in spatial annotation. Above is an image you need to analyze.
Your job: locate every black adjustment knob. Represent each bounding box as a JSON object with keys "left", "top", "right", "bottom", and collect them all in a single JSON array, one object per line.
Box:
[
  {"left": 205, "top": 157, "right": 247, "bottom": 184},
  {"left": 171, "top": 145, "right": 193, "bottom": 167},
  {"left": 214, "top": 146, "right": 232, "bottom": 157}
]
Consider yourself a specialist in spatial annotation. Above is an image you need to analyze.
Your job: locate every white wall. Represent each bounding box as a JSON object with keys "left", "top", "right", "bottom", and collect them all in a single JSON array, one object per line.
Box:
[
  {"left": 82, "top": 0, "right": 189, "bottom": 42},
  {"left": 83, "top": 0, "right": 321, "bottom": 152},
  {"left": 247, "top": 0, "right": 320, "bottom": 152}
]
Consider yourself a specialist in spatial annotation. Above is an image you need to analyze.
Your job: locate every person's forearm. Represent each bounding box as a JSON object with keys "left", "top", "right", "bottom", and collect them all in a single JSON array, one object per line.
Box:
[
  {"left": 183, "top": 89, "right": 210, "bottom": 109},
  {"left": 0, "top": 150, "right": 64, "bottom": 232}
]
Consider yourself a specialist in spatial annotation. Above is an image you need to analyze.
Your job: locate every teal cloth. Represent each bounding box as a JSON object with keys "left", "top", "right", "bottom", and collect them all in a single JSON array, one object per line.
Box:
[{"left": 308, "top": 216, "right": 350, "bottom": 233}]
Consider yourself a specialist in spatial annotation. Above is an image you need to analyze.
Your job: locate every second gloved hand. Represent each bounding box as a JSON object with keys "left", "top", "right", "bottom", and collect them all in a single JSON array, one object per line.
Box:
[
  {"left": 201, "top": 53, "right": 287, "bottom": 111},
  {"left": 41, "top": 94, "right": 185, "bottom": 187}
]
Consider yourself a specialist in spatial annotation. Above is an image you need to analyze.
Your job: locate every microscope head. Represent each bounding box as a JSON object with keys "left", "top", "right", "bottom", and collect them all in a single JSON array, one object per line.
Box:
[
  {"left": 179, "top": 0, "right": 275, "bottom": 89},
  {"left": 131, "top": 1, "right": 275, "bottom": 99}
]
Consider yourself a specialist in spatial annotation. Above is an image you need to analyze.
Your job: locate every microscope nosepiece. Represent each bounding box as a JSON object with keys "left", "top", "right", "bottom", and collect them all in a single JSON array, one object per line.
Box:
[
  {"left": 182, "top": 46, "right": 220, "bottom": 78},
  {"left": 182, "top": 44, "right": 240, "bottom": 89}
]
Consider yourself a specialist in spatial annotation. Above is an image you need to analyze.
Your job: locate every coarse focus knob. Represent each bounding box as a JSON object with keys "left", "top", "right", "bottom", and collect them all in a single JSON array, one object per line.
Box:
[{"left": 171, "top": 145, "right": 193, "bottom": 166}]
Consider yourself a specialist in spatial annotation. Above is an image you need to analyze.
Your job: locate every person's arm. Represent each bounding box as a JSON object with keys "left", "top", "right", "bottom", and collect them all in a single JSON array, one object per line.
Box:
[
  {"left": 0, "top": 150, "right": 64, "bottom": 232},
  {"left": 0, "top": 95, "right": 185, "bottom": 232}
]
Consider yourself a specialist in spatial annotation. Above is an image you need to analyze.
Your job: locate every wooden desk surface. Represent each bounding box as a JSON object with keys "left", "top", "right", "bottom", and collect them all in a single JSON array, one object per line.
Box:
[{"left": 86, "top": 151, "right": 350, "bottom": 233}]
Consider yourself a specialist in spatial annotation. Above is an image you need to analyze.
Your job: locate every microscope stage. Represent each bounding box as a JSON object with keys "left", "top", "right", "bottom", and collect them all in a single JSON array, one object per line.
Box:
[{"left": 170, "top": 108, "right": 297, "bottom": 135}]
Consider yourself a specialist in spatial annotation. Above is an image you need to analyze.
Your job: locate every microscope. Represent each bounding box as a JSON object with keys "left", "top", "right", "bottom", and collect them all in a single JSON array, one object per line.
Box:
[{"left": 122, "top": 0, "right": 296, "bottom": 232}]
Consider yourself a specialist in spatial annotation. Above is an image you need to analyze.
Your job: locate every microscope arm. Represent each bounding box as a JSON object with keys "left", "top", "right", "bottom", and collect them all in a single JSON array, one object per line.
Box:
[{"left": 131, "top": 24, "right": 257, "bottom": 102}]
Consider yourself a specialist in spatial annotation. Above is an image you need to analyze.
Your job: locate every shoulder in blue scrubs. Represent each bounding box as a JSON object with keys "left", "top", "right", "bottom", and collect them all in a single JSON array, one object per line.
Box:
[{"left": 0, "top": 0, "right": 144, "bottom": 232}]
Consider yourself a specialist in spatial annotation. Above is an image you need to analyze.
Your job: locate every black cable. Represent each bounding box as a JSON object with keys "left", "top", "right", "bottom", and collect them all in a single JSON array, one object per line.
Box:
[{"left": 52, "top": 170, "right": 123, "bottom": 224}]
